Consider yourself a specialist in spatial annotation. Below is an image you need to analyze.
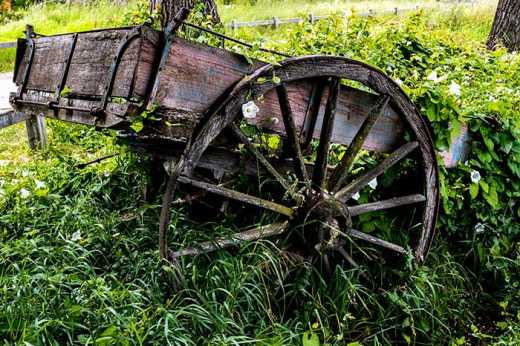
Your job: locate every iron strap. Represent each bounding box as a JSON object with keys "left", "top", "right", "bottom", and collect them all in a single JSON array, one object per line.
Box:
[
  {"left": 94, "top": 25, "right": 144, "bottom": 117},
  {"left": 15, "top": 25, "right": 36, "bottom": 100},
  {"left": 146, "top": 8, "right": 191, "bottom": 108},
  {"left": 52, "top": 33, "right": 78, "bottom": 106}
]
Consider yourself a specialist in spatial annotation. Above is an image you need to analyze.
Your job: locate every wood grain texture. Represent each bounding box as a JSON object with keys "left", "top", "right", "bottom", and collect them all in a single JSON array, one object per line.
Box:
[
  {"left": 154, "top": 36, "right": 262, "bottom": 114},
  {"left": 156, "top": 38, "right": 403, "bottom": 153},
  {"left": 13, "top": 90, "right": 131, "bottom": 128},
  {"left": 15, "top": 26, "right": 161, "bottom": 99},
  {"left": 0, "top": 110, "right": 29, "bottom": 129},
  {"left": 169, "top": 222, "right": 289, "bottom": 258}
]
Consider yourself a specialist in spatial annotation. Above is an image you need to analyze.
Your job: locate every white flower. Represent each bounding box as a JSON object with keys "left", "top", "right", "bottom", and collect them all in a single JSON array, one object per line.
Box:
[
  {"left": 242, "top": 101, "right": 260, "bottom": 119},
  {"left": 35, "top": 180, "right": 46, "bottom": 189},
  {"left": 22, "top": 171, "right": 29, "bottom": 177},
  {"left": 449, "top": 81, "right": 461, "bottom": 97},
  {"left": 0, "top": 179, "right": 4, "bottom": 187},
  {"left": 470, "top": 170, "right": 481, "bottom": 184},
  {"left": 0, "top": 189, "right": 4, "bottom": 196},
  {"left": 351, "top": 192, "right": 360, "bottom": 201},
  {"left": 71, "top": 230, "right": 82, "bottom": 241},
  {"left": 368, "top": 178, "right": 378, "bottom": 190},
  {"left": 474, "top": 223, "right": 485, "bottom": 234},
  {"left": 19, "top": 188, "right": 30, "bottom": 199},
  {"left": 0, "top": 160, "right": 9, "bottom": 167},
  {"left": 427, "top": 70, "right": 442, "bottom": 83},
  {"left": 395, "top": 78, "right": 404, "bottom": 86}
]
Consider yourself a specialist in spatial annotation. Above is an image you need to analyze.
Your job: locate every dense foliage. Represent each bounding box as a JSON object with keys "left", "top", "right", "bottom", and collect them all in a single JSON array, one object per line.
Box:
[{"left": 0, "top": 2, "right": 519, "bottom": 345}]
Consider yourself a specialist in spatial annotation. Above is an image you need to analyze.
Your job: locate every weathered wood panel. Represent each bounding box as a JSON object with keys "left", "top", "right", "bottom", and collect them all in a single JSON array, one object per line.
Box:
[
  {"left": 14, "top": 90, "right": 131, "bottom": 128},
  {"left": 15, "top": 27, "right": 161, "bottom": 99},
  {"left": 247, "top": 83, "right": 403, "bottom": 152},
  {"left": 0, "top": 110, "right": 29, "bottom": 130},
  {"left": 154, "top": 36, "right": 263, "bottom": 113},
  {"left": 157, "top": 37, "right": 403, "bottom": 153}
]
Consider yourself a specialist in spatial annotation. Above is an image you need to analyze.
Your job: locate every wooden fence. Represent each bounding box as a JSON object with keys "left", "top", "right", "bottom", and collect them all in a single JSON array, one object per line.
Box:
[{"left": 0, "top": 0, "right": 479, "bottom": 50}]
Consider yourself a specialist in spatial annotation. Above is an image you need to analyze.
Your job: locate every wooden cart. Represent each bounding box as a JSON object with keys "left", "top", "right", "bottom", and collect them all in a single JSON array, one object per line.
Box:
[{"left": 1, "top": 9, "right": 470, "bottom": 268}]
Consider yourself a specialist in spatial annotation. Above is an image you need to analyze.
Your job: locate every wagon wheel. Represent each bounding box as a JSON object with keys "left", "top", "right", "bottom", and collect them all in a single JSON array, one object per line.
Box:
[{"left": 160, "top": 56, "right": 439, "bottom": 268}]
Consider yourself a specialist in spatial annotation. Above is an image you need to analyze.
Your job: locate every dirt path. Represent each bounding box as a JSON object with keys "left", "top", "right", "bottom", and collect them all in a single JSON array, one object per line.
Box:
[{"left": 0, "top": 72, "right": 16, "bottom": 113}]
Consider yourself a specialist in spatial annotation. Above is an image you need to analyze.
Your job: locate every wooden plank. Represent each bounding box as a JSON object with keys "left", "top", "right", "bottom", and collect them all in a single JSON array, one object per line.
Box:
[
  {"left": 158, "top": 38, "right": 403, "bottom": 153},
  {"left": 16, "top": 90, "right": 131, "bottom": 128},
  {"left": 0, "top": 110, "right": 29, "bottom": 129},
  {"left": 170, "top": 222, "right": 289, "bottom": 258},
  {"left": 154, "top": 36, "right": 263, "bottom": 114},
  {"left": 248, "top": 83, "right": 403, "bottom": 152},
  {"left": 14, "top": 27, "right": 160, "bottom": 99},
  {"left": 0, "top": 42, "right": 16, "bottom": 49}
]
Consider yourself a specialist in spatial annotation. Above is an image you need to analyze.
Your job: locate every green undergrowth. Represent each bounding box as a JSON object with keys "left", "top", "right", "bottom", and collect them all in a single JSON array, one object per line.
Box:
[{"left": 1, "top": 1, "right": 519, "bottom": 345}]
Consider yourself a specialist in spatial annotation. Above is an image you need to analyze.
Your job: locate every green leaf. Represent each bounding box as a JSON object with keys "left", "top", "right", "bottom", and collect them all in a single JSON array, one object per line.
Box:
[
  {"left": 302, "top": 331, "right": 320, "bottom": 346},
  {"left": 470, "top": 183, "right": 479, "bottom": 199},
  {"left": 130, "top": 120, "right": 144, "bottom": 133},
  {"left": 272, "top": 75, "right": 281, "bottom": 84},
  {"left": 60, "top": 86, "right": 72, "bottom": 97},
  {"left": 479, "top": 180, "right": 489, "bottom": 193},
  {"left": 483, "top": 184, "right": 499, "bottom": 209}
]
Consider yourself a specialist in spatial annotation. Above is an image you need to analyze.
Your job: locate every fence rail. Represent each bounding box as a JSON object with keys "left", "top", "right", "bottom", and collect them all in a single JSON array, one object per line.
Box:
[
  {"left": 229, "top": 6, "right": 418, "bottom": 30},
  {"left": 0, "top": 42, "right": 16, "bottom": 49}
]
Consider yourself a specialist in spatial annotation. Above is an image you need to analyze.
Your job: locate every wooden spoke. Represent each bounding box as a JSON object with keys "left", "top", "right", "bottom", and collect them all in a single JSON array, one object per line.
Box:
[
  {"left": 335, "top": 141, "right": 419, "bottom": 202},
  {"left": 169, "top": 221, "right": 289, "bottom": 258},
  {"left": 178, "top": 176, "right": 294, "bottom": 217},
  {"left": 276, "top": 84, "right": 309, "bottom": 182},
  {"left": 348, "top": 194, "right": 426, "bottom": 216},
  {"left": 302, "top": 79, "right": 327, "bottom": 153},
  {"left": 312, "top": 78, "right": 340, "bottom": 189},
  {"left": 329, "top": 95, "right": 390, "bottom": 192},
  {"left": 229, "top": 123, "right": 294, "bottom": 197},
  {"left": 344, "top": 229, "right": 406, "bottom": 254}
]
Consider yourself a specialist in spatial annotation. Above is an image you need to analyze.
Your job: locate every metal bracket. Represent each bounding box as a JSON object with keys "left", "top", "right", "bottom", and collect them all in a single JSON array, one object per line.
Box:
[
  {"left": 93, "top": 25, "right": 144, "bottom": 117},
  {"left": 147, "top": 7, "right": 191, "bottom": 108},
  {"left": 15, "top": 25, "right": 36, "bottom": 101}
]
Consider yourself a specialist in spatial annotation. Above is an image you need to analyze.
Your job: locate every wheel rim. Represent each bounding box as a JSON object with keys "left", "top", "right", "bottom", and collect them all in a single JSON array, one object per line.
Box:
[{"left": 166, "top": 56, "right": 439, "bottom": 265}]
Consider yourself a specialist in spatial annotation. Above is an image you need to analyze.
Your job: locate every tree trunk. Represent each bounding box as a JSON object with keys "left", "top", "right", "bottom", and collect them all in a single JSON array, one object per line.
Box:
[
  {"left": 150, "top": 0, "right": 220, "bottom": 28},
  {"left": 1, "top": 0, "right": 12, "bottom": 12},
  {"left": 487, "top": 0, "right": 520, "bottom": 51}
]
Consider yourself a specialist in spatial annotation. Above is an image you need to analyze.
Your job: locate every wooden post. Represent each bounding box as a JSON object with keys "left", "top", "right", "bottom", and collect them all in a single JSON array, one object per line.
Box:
[
  {"left": 25, "top": 113, "right": 47, "bottom": 150},
  {"left": 35, "top": 113, "right": 48, "bottom": 148},
  {"left": 25, "top": 115, "right": 38, "bottom": 150}
]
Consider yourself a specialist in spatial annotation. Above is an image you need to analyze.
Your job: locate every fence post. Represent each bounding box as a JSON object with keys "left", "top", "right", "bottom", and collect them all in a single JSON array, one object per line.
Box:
[
  {"left": 394, "top": 7, "right": 398, "bottom": 15},
  {"left": 309, "top": 13, "right": 315, "bottom": 24},
  {"left": 231, "top": 20, "right": 237, "bottom": 31},
  {"left": 273, "top": 16, "right": 279, "bottom": 29}
]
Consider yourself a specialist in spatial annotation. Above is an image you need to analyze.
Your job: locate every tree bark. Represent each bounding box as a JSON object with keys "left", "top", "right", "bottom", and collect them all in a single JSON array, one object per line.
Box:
[
  {"left": 150, "top": 0, "right": 220, "bottom": 28},
  {"left": 1, "top": 0, "right": 12, "bottom": 12},
  {"left": 487, "top": 0, "right": 520, "bottom": 51}
]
